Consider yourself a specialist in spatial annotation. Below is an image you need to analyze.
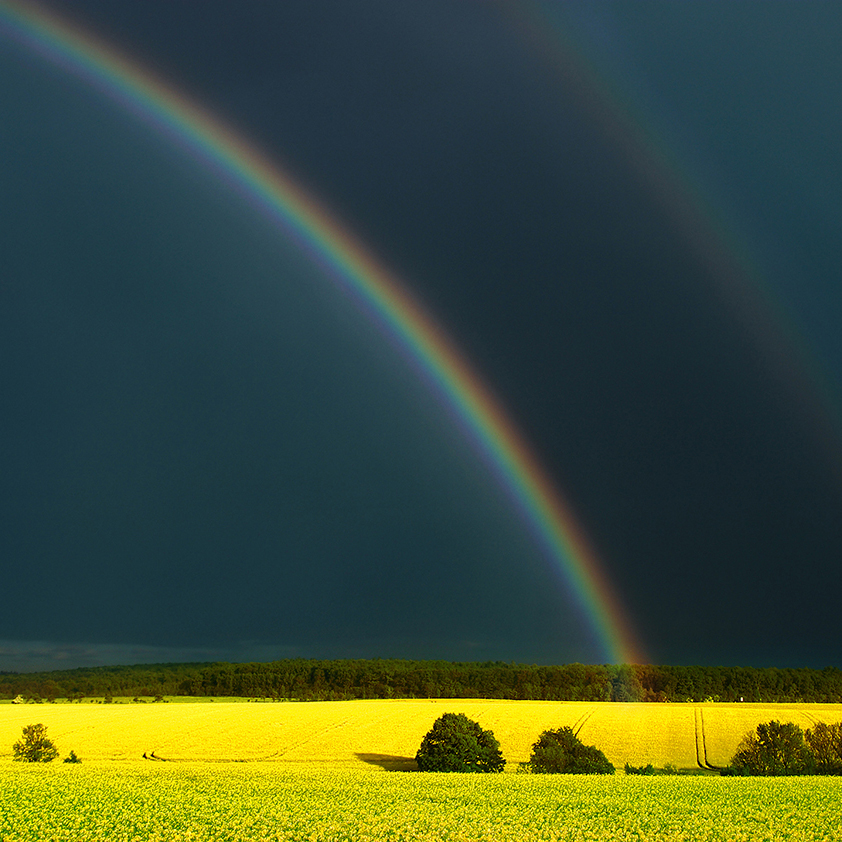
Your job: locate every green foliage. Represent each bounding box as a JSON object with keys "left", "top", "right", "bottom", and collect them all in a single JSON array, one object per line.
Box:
[
  {"left": 805, "top": 721, "right": 842, "bottom": 774},
  {"left": 624, "top": 762, "right": 685, "bottom": 775},
  {"left": 727, "top": 720, "right": 813, "bottom": 775},
  {"left": 12, "top": 723, "right": 59, "bottom": 763},
  {"left": 415, "top": 712, "right": 505, "bottom": 772},
  {"left": 2, "top": 659, "right": 842, "bottom": 703},
  {"left": 624, "top": 762, "right": 656, "bottom": 775},
  {"left": 609, "top": 664, "right": 643, "bottom": 702},
  {"left": 528, "top": 727, "right": 614, "bottom": 774},
  {"left": 63, "top": 750, "right": 82, "bottom": 764}
]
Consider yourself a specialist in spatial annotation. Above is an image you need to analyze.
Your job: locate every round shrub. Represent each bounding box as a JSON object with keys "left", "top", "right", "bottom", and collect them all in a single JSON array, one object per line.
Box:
[
  {"left": 415, "top": 712, "right": 505, "bottom": 772},
  {"left": 528, "top": 726, "right": 614, "bottom": 774}
]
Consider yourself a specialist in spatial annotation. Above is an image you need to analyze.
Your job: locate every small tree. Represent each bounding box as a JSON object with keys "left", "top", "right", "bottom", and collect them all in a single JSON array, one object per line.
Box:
[
  {"left": 12, "top": 723, "right": 59, "bottom": 763},
  {"left": 63, "top": 750, "right": 82, "bottom": 764},
  {"left": 415, "top": 712, "right": 505, "bottom": 772},
  {"left": 728, "top": 720, "right": 813, "bottom": 775},
  {"left": 805, "top": 722, "right": 842, "bottom": 775},
  {"left": 528, "top": 727, "right": 614, "bottom": 774}
]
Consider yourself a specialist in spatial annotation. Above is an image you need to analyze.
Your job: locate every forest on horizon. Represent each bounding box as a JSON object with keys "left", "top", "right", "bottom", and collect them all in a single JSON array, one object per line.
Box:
[{"left": 2, "top": 659, "right": 841, "bottom": 704}]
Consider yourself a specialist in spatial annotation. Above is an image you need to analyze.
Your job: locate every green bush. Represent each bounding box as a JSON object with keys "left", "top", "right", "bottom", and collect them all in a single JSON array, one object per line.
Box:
[
  {"left": 528, "top": 727, "right": 614, "bottom": 774},
  {"left": 12, "top": 723, "right": 58, "bottom": 763},
  {"left": 63, "top": 750, "right": 81, "bottom": 764},
  {"left": 624, "top": 762, "right": 656, "bottom": 775},
  {"left": 415, "top": 712, "right": 505, "bottom": 772}
]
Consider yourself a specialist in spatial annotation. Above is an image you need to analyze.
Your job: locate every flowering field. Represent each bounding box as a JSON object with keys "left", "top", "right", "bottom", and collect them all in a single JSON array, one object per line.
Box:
[
  {"left": 1, "top": 762, "right": 841, "bottom": 841},
  {"left": 4, "top": 701, "right": 842, "bottom": 840},
  {"left": 3, "top": 698, "right": 841, "bottom": 770}
]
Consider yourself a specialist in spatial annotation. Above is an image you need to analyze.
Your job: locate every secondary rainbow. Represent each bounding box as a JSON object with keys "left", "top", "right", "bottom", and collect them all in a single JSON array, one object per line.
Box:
[
  {"left": 510, "top": 0, "right": 842, "bottom": 481},
  {"left": 0, "top": 0, "right": 644, "bottom": 665}
]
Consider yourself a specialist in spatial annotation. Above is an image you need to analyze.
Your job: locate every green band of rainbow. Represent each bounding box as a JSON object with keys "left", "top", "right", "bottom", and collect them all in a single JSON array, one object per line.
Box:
[{"left": 1, "top": 0, "right": 644, "bottom": 664}]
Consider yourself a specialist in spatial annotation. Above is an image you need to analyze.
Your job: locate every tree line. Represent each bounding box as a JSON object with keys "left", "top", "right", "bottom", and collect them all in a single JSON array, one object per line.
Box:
[{"left": 2, "top": 659, "right": 841, "bottom": 703}]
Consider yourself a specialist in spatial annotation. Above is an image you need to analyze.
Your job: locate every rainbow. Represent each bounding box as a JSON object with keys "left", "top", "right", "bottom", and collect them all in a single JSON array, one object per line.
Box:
[
  {"left": 0, "top": 0, "right": 644, "bottom": 664},
  {"left": 510, "top": 0, "right": 842, "bottom": 480}
]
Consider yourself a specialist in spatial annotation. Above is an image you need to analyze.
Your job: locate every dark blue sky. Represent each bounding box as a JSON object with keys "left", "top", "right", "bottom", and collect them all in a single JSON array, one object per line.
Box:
[{"left": 2, "top": 1, "right": 842, "bottom": 672}]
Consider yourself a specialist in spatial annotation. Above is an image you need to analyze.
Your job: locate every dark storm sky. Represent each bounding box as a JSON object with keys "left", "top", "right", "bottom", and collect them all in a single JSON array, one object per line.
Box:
[{"left": 2, "top": 0, "right": 841, "bottom": 672}]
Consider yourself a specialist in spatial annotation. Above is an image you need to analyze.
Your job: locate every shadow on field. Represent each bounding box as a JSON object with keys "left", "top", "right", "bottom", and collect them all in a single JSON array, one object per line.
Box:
[{"left": 355, "top": 753, "right": 417, "bottom": 771}]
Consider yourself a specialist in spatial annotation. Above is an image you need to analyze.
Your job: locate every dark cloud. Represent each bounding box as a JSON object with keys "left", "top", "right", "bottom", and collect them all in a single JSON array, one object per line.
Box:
[{"left": 3, "top": 1, "right": 842, "bottom": 671}]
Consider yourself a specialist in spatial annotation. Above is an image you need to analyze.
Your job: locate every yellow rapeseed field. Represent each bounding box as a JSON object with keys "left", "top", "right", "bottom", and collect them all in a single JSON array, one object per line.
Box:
[
  {"left": 2, "top": 698, "right": 841, "bottom": 769},
  {"left": 2, "top": 762, "right": 841, "bottom": 841},
  {"left": 4, "top": 701, "right": 842, "bottom": 840}
]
